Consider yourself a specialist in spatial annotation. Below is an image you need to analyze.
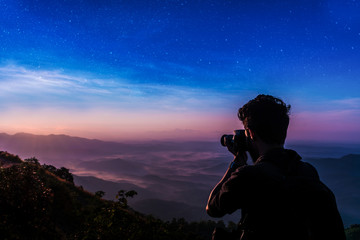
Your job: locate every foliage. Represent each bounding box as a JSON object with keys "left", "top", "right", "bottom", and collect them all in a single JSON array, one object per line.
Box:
[
  {"left": 43, "top": 163, "right": 74, "bottom": 183},
  {"left": 56, "top": 167, "right": 74, "bottom": 183},
  {"left": 116, "top": 189, "right": 138, "bottom": 208},
  {"left": 0, "top": 162, "right": 63, "bottom": 239},
  {"left": 346, "top": 224, "right": 360, "bottom": 240},
  {"left": 95, "top": 190, "right": 105, "bottom": 198},
  {"left": 0, "top": 153, "right": 102, "bottom": 239},
  {"left": 0, "top": 151, "right": 229, "bottom": 240},
  {"left": 0, "top": 151, "right": 22, "bottom": 165},
  {"left": 25, "top": 157, "right": 40, "bottom": 165}
]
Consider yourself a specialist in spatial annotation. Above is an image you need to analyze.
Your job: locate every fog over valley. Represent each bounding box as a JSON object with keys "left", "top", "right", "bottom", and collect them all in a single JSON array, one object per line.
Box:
[{"left": 0, "top": 132, "right": 359, "bottom": 225}]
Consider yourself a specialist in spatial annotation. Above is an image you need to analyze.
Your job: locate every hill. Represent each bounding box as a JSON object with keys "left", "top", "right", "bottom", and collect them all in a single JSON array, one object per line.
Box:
[{"left": 0, "top": 151, "right": 230, "bottom": 240}]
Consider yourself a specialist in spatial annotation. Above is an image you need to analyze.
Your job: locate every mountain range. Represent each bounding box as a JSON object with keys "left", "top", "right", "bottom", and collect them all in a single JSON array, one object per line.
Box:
[{"left": 0, "top": 132, "right": 359, "bottom": 226}]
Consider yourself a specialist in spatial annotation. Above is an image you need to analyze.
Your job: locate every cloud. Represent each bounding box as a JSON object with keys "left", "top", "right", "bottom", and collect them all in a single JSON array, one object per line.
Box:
[
  {"left": 0, "top": 65, "right": 93, "bottom": 94},
  {"left": 332, "top": 98, "right": 360, "bottom": 109},
  {"left": 0, "top": 64, "right": 240, "bottom": 140},
  {"left": 72, "top": 147, "right": 228, "bottom": 193},
  {"left": 0, "top": 63, "right": 229, "bottom": 112}
]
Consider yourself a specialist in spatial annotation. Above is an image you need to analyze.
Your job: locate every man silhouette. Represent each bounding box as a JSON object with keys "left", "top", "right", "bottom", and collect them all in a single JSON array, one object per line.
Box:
[{"left": 206, "top": 94, "right": 345, "bottom": 240}]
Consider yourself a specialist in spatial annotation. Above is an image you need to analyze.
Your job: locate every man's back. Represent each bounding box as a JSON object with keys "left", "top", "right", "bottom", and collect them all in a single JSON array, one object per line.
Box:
[{"left": 207, "top": 148, "right": 345, "bottom": 239}]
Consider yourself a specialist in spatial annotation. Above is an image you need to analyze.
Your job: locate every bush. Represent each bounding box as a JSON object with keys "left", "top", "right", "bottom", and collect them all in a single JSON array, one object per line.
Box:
[{"left": 346, "top": 224, "right": 360, "bottom": 240}]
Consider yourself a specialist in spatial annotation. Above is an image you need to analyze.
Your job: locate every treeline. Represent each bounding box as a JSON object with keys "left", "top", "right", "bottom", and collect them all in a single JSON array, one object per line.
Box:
[{"left": 25, "top": 157, "right": 74, "bottom": 183}]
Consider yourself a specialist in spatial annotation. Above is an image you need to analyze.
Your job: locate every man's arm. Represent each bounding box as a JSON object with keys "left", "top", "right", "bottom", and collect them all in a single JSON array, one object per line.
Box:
[{"left": 206, "top": 152, "right": 247, "bottom": 217}]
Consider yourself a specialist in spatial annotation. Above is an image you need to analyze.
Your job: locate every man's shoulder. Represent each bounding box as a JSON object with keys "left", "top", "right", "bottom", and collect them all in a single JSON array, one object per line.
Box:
[
  {"left": 231, "top": 150, "right": 320, "bottom": 181},
  {"left": 231, "top": 161, "right": 283, "bottom": 182},
  {"left": 295, "top": 160, "right": 320, "bottom": 179},
  {"left": 258, "top": 148, "right": 320, "bottom": 179}
]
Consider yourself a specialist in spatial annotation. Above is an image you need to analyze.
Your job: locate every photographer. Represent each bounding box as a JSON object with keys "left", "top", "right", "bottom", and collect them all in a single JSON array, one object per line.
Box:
[{"left": 206, "top": 94, "right": 345, "bottom": 240}]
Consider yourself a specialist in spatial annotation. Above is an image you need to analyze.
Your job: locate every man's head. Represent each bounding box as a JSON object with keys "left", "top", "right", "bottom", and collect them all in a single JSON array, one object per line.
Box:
[{"left": 238, "top": 94, "right": 291, "bottom": 145}]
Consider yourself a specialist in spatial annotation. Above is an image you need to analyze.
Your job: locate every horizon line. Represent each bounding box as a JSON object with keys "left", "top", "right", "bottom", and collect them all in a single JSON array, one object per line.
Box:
[{"left": 1, "top": 131, "right": 360, "bottom": 146}]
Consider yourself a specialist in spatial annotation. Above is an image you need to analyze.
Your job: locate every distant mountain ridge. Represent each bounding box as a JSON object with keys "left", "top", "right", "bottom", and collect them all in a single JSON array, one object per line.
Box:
[
  {"left": 0, "top": 132, "right": 220, "bottom": 164},
  {"left": 1, "top": 132, "right": 359, "bottom": 226},
  {"left": 0, "top": 132, "right": 130, "bottom": 161}
]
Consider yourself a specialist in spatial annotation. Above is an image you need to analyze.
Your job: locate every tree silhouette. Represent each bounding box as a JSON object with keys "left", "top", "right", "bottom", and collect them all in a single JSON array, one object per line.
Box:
[
  {"left": 95, "top": 190, "right": 105, "bottom": 198},
  {"left": 116, "top": 190, "right": 138, "bottom": 208}
]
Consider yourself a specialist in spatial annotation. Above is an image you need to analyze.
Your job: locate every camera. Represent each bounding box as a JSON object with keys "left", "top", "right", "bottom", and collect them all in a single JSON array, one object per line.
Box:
[{"left": 220, "top": 129, "right": 249, "bottom": 153}]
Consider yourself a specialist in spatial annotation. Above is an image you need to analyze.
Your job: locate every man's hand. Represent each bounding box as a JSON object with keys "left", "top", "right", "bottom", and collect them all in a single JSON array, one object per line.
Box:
[
  {"left": 226, "top": 141, "right": 248, "bottom": 166},
  {"left": 233, "top": 151, "right": 247, "bottom": 166}
]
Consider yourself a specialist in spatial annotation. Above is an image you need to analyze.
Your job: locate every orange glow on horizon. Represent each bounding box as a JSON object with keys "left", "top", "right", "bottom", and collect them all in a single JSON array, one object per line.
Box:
[
  {"left": 0, "top": 107, "right": 240, "bottom": 141},
  {"left": 1, "top": 107, "right": 359, "bottom": 143}
]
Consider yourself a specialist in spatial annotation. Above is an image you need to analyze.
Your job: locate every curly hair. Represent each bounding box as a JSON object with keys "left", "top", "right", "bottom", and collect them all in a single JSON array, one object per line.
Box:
[{"left": 238, "top": 94, "right": 291, "bottom": 144}]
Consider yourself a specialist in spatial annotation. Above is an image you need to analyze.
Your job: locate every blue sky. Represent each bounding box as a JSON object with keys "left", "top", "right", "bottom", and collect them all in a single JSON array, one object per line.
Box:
[{"left": 0, "top": 0, "right": 359, "bottom": 142}]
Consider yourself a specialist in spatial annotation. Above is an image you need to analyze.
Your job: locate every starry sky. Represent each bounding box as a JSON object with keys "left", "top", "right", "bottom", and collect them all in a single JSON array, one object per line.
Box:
[{"left": 0, "top": 0, "right": 359, "bottom": 142}]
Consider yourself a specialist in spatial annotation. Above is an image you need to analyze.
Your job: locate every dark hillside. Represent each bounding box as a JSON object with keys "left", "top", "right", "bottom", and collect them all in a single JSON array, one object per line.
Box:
[
  {"left": 0, "top": 151, "right": 227, "bottom": 240},
  {"left": 0, "top": 151, "right": 22, "bottom": 166}
]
